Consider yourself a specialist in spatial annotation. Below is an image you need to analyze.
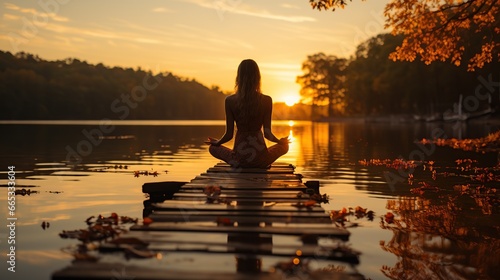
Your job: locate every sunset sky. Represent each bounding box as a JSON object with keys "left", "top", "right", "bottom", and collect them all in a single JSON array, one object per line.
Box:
[{"left": 0, "top": 0, "right": 389, "bottom": 104}]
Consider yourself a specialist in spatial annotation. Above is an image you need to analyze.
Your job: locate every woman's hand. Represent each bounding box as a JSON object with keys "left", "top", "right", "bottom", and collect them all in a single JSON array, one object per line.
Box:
[
  {"left": 205, "top": 137, "right": 219, "bottom": 146},
  {"left": 278, "top": 137, "right": 290, "bottom": 145}
]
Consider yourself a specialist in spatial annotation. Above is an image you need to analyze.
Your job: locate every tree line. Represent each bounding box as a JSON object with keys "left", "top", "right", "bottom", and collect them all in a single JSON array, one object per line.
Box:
[
  {"left": 0, "top": 51, "right": 226, "bottom": 120},
  {"left": 298, "top": 33, "right": 500, "bottom": 118}
]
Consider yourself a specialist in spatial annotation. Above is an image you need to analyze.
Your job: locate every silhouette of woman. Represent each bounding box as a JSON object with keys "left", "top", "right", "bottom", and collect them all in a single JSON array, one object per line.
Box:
[{"left": 207, "top": 59, "right": 289, "bottom": 168}]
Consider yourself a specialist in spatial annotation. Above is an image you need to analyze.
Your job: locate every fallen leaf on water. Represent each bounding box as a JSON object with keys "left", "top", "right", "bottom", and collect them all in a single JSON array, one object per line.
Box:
[
  {"left": 216, "top": 217, "right": 233, "bottom": 226},
  {"left": 41, "top": 221, "right": 50, "bottom": 230},
  {"left": 384, "top": 212, "right": 395, "bottom": 224},
  {"left": 15, "top": 188, "right": 39, "bottom": 196},
  {"left": 354, "top": 206, "right": 366, "bottom": 214},
  {"left": 303, "top": 200, "right": 317, "bottom": 207},
  {"left": 120, "top": 216, "right": 138, "bottom": 224},
  {"left": 310, "top": 193, "right": 329, "bottom": 203},
  {"left": 143, "top": 217, "right": 153, "bottom": 226}
]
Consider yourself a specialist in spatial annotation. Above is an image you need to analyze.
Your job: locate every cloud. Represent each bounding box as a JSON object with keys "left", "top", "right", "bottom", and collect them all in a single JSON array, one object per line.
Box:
[
  {"left": 3, "top": 13, "right": 20, "bottom": 21},
  {"left": 135, "top": 37, "right": 162, "bottom": 44},
  {"left": 112, "top": 19, "right": 255, "bottom": 51},
  {"left": 185, "top": 0, "right": 315, "bottom": 23},
  {"left": 152, "top": 7, "right": 172, "bottom": 13},
  {"left": 4, "top": 2, "right": 69, "bottom": 22},
  {"left": 259, "top": 62, "right": 301, "bottom": 80},
  {"left": 281, "top": 4, "right": 300, "bottom": 10}
]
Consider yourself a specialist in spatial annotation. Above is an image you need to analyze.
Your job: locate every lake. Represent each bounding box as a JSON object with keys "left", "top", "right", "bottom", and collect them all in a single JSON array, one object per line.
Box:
[{"left": 0, "top": 120, "right": 498, "bottom": 280}]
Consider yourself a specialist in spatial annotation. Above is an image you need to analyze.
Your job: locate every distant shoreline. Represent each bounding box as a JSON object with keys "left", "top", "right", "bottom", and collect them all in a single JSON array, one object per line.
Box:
[{"left": 1, "top": 115, "right": 499, "bottom": 126}]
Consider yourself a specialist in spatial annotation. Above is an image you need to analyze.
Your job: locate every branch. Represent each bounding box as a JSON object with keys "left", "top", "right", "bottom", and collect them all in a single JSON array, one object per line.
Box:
[
  {"left": 433, "top": 0, "right": 492, "bottom": 32},
  {"left": 309, "top": 0, "right": 364, "bottom": 11}
]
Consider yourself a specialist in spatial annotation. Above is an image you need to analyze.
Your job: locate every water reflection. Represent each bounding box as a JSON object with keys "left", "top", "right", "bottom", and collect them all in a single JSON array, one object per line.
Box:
[
  {"left": 281, "top": 121, "right": 499, "bottom": 280},
  {"left": 0, "top": 121, "right": 498, "bottom": 280},
  {"left": 0, "top": 124, "right": 219, "bottom": 179},
  {"left": 382, "top": 195, "right": 499, "bottom": 279}
]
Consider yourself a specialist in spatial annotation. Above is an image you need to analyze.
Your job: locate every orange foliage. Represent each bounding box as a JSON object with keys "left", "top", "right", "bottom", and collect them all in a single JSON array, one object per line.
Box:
[
  {"left": 309, "top": 0, "right": 500, "bottom": 70},
  {"left": 330, "top": 206, "right": 375, "bottom": 227},
  {"left": 359, "top": 158, "right": 419, "bottom": 170},
  {"left": 384, "top": 212, "right": 395, "bottom": 224},
  {"left": 420, "top": 130, "right": 500, "bottom": 153},
  {"left": 142, "top": 217, "right": 153, "bottom": 226}
]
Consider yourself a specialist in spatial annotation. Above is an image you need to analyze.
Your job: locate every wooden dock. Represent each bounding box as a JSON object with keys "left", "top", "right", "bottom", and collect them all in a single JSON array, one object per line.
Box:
[{"left": 52, "top": 162, "right": 364, "bottom": 280}]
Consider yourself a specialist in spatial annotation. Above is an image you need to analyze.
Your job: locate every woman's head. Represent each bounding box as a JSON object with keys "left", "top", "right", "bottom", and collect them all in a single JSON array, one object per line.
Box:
[
  {"left": 235, "top": 59, "right": 261, "bottom": 96},
  {"left": 234, "top": 59, "right": 262, "bottom": 123}
]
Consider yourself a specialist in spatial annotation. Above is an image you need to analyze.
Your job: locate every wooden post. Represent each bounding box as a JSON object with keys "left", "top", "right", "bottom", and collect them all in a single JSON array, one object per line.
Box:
[{"left": 304, "top": 180, "right": 320, "bottom": 194}]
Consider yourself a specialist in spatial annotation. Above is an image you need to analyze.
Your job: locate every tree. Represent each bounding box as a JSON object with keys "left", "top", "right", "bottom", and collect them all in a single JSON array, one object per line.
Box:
[
  {"left": 308, "top": 0, "right": 500, "bottom": 71},
  {"left": 297, "top": 53, "right": 347, "bottom": 119},
  {"left": 0, "top": 51, "right": 227, "bottom": 120},
  {"left": 344, "top": 32, "right": 500, "bottom": 116}
]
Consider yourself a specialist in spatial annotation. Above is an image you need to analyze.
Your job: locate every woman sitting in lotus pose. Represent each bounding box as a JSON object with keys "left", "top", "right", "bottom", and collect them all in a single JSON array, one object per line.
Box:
[{"left": 206, "top": 59, "right": 289, "bottom": 168}]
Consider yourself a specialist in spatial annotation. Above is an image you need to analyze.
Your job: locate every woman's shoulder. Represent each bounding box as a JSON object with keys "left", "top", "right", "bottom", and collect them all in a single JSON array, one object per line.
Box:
[
  {"left": 261, "top": 93, "right": 271, "bottom": 99},
  {"left": 225, "top": 94, "right": 237, "bottom": 101},
  {"left": 225, "top": 94, "right": 237, "bottom": 104},
  {"left": 260, "top": 94, "right": 272, "bottom": 105}
]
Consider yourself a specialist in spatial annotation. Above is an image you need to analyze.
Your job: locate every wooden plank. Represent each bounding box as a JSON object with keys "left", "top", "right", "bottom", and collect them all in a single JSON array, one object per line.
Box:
[
  {"left": 181, "top": 183, "right": 307, "bottom": 191},
  {"left": 149, "top": 210, "right": 332, "bottom": 219},
  {"left": 171, "top": 193, "right": 321, "bottom": 204},
  {"left": 142, "top": 181, "right": 186, "bottom": 194},
  {"left": 149, "top": 202, "right": 325, "bottom": 213},
  {"left": 187, "top": 179, "right": 303, "bottom": 185},
  {"left": 173, "top": 190, "right": 310, "bottom": 199},
  {"left": 181, "top": 186, "right": 307, "bottom": 192},
  {"left": 148, "top": 212, "right": 332, "bottom": 224},
  {"left": 131, "top": 223, "right": 350, "bottom": 241},
  {"left": 172, "top": 197, "right": 317, "bottom": 204},
  {"left": 215, "top": 162, "right": 294, "bottom": 167},
  {"left": 210, "top": 164, "right": 294, "bottom": 171},
  {"left": 207, "top": 167, "right": 295, "bottom": 174},
  {"left": 99, "top": 238, "right": 359, "bottom": 264},
  {"left": 182, "top": 182, "right": 306, "bottom": 191},
  {"left": 176, "top": 189, "right": 305, "bottom": 196},
  {"left": 197, "top": 173, "right": 302, "bottom": 180},
  {"left": 191, "top": 177, "right": 302, "bottom": 183},
  {"left": 52, "top": 263, "right": 364, "bottom": 280}
]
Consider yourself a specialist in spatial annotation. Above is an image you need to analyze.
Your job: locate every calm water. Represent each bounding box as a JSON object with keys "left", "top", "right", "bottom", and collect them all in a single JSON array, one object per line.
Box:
[{"left": 0, "top": 120, "right": 498, "bottom": 280}]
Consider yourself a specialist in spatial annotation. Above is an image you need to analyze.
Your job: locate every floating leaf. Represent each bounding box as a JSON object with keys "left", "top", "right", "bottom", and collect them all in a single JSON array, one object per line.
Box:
[
  {"left": 143, "top": 217, "right": 153, "bottom": 226},
  {"left": 216, "top": 217, "right": 233, "bottom": 226},
  {"left": 384, "top": 212, "right": 395, "bottom": 224}
]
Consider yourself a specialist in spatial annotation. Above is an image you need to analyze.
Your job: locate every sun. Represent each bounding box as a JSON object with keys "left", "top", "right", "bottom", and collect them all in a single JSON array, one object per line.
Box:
[{"left": 284, "top": 95, "right": 300, "bottom": 107}]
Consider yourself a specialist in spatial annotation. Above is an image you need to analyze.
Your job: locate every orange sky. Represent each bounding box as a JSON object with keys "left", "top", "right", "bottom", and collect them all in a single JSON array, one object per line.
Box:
[{"left": 0, "top": 0, "right": 389, "bottom": 104}]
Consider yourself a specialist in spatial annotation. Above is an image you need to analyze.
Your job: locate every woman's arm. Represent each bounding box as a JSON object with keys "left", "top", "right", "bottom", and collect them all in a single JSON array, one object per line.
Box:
[
  {"left": 209, "top": 96, "right": 235, "bottom": 146},
  {"left": 262, "top": 96, "right": 282, "bottom": 143}
]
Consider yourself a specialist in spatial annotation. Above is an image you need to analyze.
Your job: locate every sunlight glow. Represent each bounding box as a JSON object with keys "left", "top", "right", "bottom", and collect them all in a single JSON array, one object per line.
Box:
[
  {"left": 288, "top": 128, "right": 295, "bottom": 144},
  {"left": 284, "top": 95, "right": 300, "bottom": 106}
]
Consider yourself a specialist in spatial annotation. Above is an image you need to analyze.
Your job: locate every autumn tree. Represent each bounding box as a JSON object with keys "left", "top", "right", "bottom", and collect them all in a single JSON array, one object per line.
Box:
[
  {"left": 308, "top": 0, "right": 500, "bottom": 70},
  {"left": 297, "top": 53, "right": 347, "bottom": 119}
]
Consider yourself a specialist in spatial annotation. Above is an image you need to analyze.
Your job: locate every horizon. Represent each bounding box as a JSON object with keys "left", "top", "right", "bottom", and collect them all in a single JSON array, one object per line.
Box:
[{"left": 0, "top": 0, "right": 389, "bottom": 104}]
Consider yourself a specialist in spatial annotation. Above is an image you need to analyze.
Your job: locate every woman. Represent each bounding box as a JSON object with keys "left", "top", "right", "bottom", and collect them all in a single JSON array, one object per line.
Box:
[{"left": 207, "top": 59, "right": 289, "bottom": 168}]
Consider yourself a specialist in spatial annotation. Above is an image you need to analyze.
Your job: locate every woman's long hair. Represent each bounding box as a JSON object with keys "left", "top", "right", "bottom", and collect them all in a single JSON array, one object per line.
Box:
[{"left": 235, "top": 59, "right": 262, "bottom": 124}]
